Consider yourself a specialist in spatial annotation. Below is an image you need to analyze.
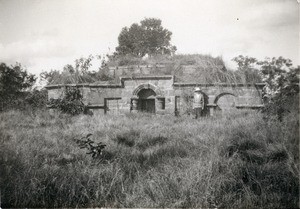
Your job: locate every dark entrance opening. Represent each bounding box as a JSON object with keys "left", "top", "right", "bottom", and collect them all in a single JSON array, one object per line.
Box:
[
  {"left": 140, "top": 99, "right": 155, "bottom": 113},
  {"left": 137, "top": 88, "right": 156, "bottom": 113}
]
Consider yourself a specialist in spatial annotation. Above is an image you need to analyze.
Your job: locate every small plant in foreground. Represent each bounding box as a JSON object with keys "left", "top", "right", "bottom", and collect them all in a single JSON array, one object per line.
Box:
[{"left": 75, "top": 134, "right": 107, "bottom": 159}]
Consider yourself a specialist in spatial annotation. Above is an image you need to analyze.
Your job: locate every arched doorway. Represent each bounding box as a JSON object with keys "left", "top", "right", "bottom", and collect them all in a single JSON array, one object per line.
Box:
[
  {"left": 192, "top": 89, "right": 209, "bottom": 117},
  {"left": 137, "top": 88, "right": 156, "bottom": 113}
]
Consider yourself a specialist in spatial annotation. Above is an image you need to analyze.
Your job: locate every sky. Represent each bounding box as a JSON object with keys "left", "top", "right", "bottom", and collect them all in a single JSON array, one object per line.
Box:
[{"left": 0, "top": 0, "right": 299, "bottom": 75}]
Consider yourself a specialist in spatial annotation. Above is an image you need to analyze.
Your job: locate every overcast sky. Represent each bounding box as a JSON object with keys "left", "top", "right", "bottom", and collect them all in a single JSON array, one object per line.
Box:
[{"left": 0, "top": 0, "right": 299, "bottom": 75}]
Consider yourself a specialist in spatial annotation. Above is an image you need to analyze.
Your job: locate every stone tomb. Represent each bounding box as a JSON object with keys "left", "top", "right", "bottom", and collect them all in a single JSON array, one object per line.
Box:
[{"left": 45, "top": 75, "right": 264, "bottom": 116}]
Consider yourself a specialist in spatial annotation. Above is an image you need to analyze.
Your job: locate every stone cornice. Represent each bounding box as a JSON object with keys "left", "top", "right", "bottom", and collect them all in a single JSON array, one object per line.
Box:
[{"left": 45, "top": 75, "right": 266, "bottom": 89}]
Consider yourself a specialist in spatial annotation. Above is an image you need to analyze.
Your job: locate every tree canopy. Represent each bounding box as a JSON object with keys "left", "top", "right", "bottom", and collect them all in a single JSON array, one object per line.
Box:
[
  {"left": 256, "top": 57, "right": 299, "bottom": 120},
  {"left": 40, "top": 55, "right": 114, "bottom": 85},
  {"left": 232, "top": 55, "right": 262, "bottom": 83},
  {"left": 115, "top": 18, "right": 177, "bottom": 57},
  {"left": 0, "top": 63, "right": 36, "bottom": 110}
]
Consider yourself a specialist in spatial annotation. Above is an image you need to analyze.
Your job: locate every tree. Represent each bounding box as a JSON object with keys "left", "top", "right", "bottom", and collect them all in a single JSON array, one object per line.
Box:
[
  {"left": 40, "top": 69, "right": 61, "bottom": 84},
  {"left": 40, "top": 55, "right": 114, "bottom": 85},
  {"left": 0, "top": 63, "right": 36, "bottom": 111},
  {"left": 115, "top": 18, "right": 177, "bottom": 57},
  {"left": 257, "top": 57, "right": 299, "bottom": 120},
  {"left": 232, "top": 55, "right": 257, "bottom": 71},
  {"left": 232, "top": 55, "right": 262, "bottom": 83}
]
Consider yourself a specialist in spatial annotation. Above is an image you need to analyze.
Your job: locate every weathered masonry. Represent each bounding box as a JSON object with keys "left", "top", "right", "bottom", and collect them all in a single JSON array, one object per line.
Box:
[{"left": 45, "top": 75, "right": 264, "bottom": 116}]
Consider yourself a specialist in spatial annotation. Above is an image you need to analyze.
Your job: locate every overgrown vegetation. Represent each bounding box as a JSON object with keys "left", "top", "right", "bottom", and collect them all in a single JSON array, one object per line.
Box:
[
  {"left": 0, "top": 110, "right": 298, "bottom": 208},
  {"left": 43, "top": 53, "right": 264, "bottom": 85},
  {"left": 0, "top": 62, "right": 47, "bottom": 112},
  {"left": 75, "top": 133, "right": 107, "bottom": 159},
  {"left": 258, "top": 57, "right": 299, "bottom": 120},
  {"left": 40, "top": 55, "right": 114, "bottom": 85},
  {"left": 49, "top": 87, "right": 86, "bottom": 115},
  {"left": 0, "top": 31, "right": 299, "bottom": 207},
  {"left": 106, "top": 54, "right": 232, "bottom": 82}
]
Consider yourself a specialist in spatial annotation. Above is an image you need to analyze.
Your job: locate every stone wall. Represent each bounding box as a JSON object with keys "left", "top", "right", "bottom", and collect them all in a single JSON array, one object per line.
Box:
[
  {"left": 45, "top": 75, "right": 264, "bottom": 116},
  {"left": 108, "top": 64, "right": 167, "bottom": 77}
]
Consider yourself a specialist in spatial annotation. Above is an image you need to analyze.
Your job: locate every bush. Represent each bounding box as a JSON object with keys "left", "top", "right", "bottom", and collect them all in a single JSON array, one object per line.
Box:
[
  {"left": 49, "top": 87, "right": 85, "bottom": 115},
  {"left": 259, "top": 58, "right": 299, "bottom": 121},
  {"left": 24, "top": 88, "right": 48, "bottom": 111},
  {"left": 0, "top": 62, "right": 36, "bottom": 111}
]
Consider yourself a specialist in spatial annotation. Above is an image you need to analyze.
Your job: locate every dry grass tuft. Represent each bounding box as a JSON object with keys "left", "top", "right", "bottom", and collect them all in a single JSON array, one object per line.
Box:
[{"left": 0, "top": 109, "right": 298, "bottom": 208}]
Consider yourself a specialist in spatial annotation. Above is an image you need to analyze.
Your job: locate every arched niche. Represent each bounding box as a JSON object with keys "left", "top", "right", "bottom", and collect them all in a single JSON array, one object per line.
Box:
[{"left": 214, "top": 93, "right": 237, "bottom": 111}]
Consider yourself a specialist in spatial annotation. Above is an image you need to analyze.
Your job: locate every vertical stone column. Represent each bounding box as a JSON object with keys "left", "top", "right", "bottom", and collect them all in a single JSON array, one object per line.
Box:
[
  {"left": 131, "top": 96, "right": 138, "bottom": 113},
  {"left": 156, "top": 97, "right": 165, "bottom": 111},
  {"left": 209, "top": 106, "right": 214, "bottom": 116},
  {"left": 82, "top": 87, "right": 91, "bottom": 105},
  {"left": 209, "top": 104, "right": 217, "bottom": 116}
]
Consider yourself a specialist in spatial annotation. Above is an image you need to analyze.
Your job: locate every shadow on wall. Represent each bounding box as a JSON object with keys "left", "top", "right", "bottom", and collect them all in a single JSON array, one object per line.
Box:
[{"left": 201, "top": 92, "right": 210, "bottom": 116}]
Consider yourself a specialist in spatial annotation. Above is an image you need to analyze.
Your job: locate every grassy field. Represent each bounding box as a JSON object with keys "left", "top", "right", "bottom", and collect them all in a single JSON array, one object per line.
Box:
[{"left": 0, "top": 110, "right": 299, "bottom": 208}]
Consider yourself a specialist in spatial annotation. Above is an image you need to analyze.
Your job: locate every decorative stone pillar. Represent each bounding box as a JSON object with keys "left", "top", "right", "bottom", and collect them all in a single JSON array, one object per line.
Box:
[
  {"left": 156, "top": 97, "right": 165, "bottom": 111},
  {"left": 209, "top": 106, "right": 214, "bottom": 116},
  {"left": 209, "top": 104, "right": 217, "bottom": 116},
  {"left": 131, "top": 96, "right": 138, "bottom": 113}
]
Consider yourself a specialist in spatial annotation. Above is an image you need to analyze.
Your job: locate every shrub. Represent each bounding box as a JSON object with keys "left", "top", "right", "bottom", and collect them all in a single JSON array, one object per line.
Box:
[
  {"left": 258, "top": 57, "right": 299, "bottom": 121},
  {"left": 0, "top": 62, "right": 36, "bottom": 111},
  {"left": 49, "top": 87, "right": 85, "bottom": 115},
  {"left": 24, "top": 88, "right": 48, "bottom": 111}
]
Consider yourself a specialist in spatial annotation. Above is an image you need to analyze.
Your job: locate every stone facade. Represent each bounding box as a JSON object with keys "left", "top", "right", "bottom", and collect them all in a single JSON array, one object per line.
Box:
[{"left": 45, "top": 75, "right": 264, "bottom": 116}]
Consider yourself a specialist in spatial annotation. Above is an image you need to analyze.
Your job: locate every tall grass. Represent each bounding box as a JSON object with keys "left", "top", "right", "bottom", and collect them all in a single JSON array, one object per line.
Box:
[
  {"left": 105, "top": 54, "right": 261, "bottom": 84},
  {"left": 0, "top": 110, "right": 298, "bottom": 208}
]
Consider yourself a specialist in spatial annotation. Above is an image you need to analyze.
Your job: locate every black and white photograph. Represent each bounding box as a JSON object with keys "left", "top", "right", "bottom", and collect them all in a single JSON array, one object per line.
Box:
[{"left": 0, "top": 0, "right": 299, "bottom": 208}]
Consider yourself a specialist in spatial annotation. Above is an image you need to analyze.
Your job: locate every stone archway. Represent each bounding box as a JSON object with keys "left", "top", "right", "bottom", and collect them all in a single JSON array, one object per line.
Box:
[
  {"left": 132, "top": 83, "right": 162, "bottom": 97},
  {"left": 137, "top": 88, "right": 156, "bottom": 113},
  {"left": 214, "top": 93, "right": 237, "bottom": 111},
  {"left": 131, "top": 83, "right": 164, "bottom": 113}
]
